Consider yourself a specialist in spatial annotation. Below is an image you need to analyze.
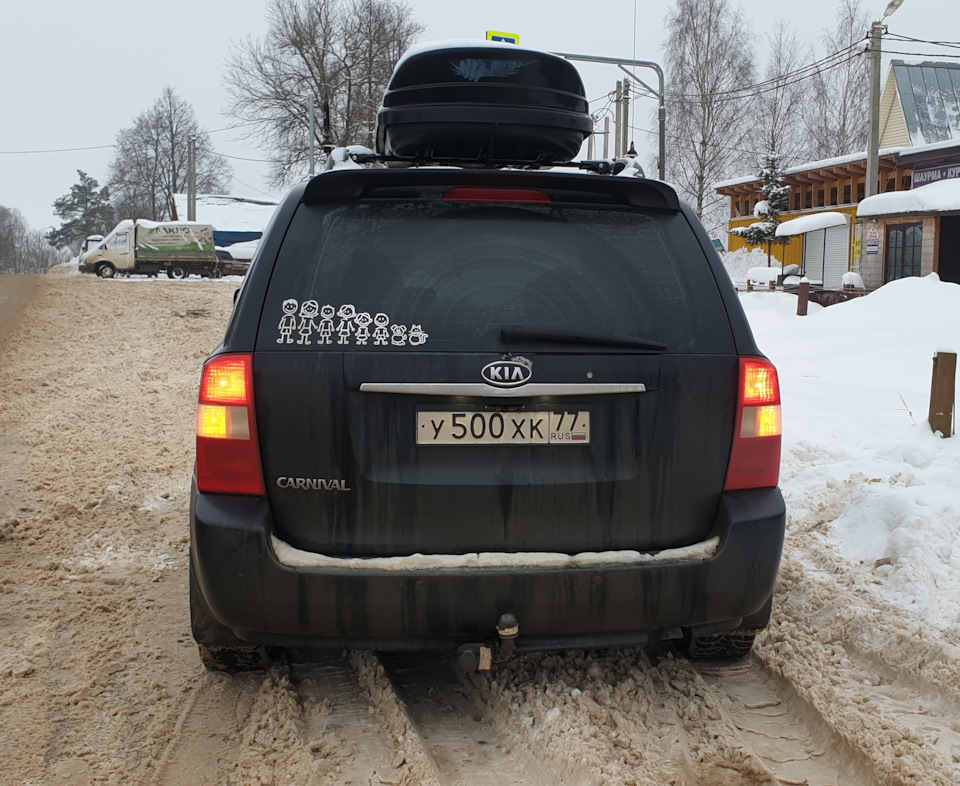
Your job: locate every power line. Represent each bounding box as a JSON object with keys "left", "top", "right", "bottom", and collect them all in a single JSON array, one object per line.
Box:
[
  {"left": 666, "top": 43, "right": 863, "bottom": 103},
  {"left": 220, "top": 152, "right": 277, "bottom": 163},
  {"left": 0, "top": 121, "right": 261, "bottom": 157},
  {"left": 0, "top": 143, "right": 116, "bottom": 156},
  {"left": 885, "top": 33, "right": 960, "bottom": 51},
  {"left": 880, "top": 48, "right": 960, "bottom": 61},
  {"left": 232, "top": 177, "right": 279, "bottom": 200}
]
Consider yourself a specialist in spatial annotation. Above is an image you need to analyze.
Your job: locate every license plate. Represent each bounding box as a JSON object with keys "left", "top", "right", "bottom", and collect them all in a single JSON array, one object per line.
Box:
[{"left": 417, "top": 411, "right": 590, "bottom": 445}]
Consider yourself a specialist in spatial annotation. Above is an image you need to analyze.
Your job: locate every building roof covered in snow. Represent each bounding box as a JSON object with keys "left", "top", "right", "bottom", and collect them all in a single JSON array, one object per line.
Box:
[
  {"left": 887, "top": 60, "right": 960, "bottom": 148},
  {"left": 171, "top": 194, "right": 278, "bottom": 245},
  {"left": 716, "top": 61, "right": 960, "bottom": 192},
  {"left": 857, "top": 177, "right": 960, "bottom": 217}
]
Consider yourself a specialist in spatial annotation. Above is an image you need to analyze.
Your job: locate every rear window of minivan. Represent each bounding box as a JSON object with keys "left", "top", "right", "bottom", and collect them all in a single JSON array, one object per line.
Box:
[{"left": 258, "top": 200, "right": 734, "bottom": 354}]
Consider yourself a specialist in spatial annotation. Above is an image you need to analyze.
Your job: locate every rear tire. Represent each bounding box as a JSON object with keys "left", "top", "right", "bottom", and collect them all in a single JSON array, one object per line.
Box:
[
  {"left": 168, "top": 266, "right": 189, "bottom": 279},
  {"left": 683, "top": 631, "right": 757, "bottom": 660},
  {"left": 681, "top": 593, "right": 773, "bottom": 661},
  {"left": 189, "top": 555, "right": 268, "bottom": 671}
]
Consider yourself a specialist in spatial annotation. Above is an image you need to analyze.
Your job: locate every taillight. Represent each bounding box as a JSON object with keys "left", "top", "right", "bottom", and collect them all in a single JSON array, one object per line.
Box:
[
  {"left": 196, "top": 354, "right": 265, "bottom": 495},
  {"left": 443, "top": 187, "right": 552, "bottom": 204},
  {"left": 724, "top": 358, "right": 782, "bottom": 490}
]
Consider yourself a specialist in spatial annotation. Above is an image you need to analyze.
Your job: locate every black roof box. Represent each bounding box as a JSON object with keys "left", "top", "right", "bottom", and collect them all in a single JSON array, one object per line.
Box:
[{"left": 376, "top": 43, "right": 593, "bottom": 166}]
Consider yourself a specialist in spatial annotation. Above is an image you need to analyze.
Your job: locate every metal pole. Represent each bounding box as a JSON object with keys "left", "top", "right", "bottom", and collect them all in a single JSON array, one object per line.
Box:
[
  {"left": 553, "top": 52, "right": 666, "bottom": 179},
  {"left": 587, "top": 127, "right": 594, "bottom": 159},
  {"left": 188, "top": 135, "right": 197, "bottom": 222},
  {"left": 622, "top": 81, "right": 630, "bottom": 159},
  {"left": 308, "top": 95, "right": 316, "bottom": 176},
  {"left": 614, "top": 80, "right": 622, "bottom": 158},
  {"left": 866, "top": 21, "right": 883, "bottom": 198},
  {"left": 603, "top": 117, "right": 610, "bottom": 159},
  {"left": 658, "top": 101, "right": 666, "bottom": 180}
]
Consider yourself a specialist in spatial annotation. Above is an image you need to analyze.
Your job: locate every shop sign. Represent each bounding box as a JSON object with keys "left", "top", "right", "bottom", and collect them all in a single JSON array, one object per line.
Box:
[{"left": 912, "top": 164, "right": 960, "bottom": 187}]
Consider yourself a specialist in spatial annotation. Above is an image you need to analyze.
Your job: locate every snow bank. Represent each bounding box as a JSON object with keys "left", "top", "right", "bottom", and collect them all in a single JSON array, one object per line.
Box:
[
  {"left": 741, "top": 273, "right": 960, "bottom": 628},
  {"left": 722, "top": 247, "right": 782, "bottom": 284}
]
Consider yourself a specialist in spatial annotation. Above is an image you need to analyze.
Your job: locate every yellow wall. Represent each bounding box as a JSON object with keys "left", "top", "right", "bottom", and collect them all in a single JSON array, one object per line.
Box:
[{"left": 726, "top": 206, "right": 861, "bottom": 270}]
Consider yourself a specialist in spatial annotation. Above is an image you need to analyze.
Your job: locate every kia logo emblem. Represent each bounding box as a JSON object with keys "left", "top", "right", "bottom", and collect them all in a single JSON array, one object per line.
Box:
[{"left": 481, "top": 360, "right": 532, "bottom": 388}]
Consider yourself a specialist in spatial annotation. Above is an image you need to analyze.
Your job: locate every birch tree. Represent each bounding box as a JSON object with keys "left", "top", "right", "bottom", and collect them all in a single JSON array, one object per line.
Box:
[
  {"left": 662, "top": 0, "right": 757, "bottom": 236},
  {"left": 804, "top": 0, "right": 870, "bottom": 159},
  {"left": 754, "top": 21, "right": 813, "bottom": 168}
]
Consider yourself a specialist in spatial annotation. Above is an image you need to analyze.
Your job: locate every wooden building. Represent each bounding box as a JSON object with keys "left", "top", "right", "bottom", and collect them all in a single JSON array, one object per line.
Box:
[{"left": 714, "top": 60, "right": 960, "bottom": 290}]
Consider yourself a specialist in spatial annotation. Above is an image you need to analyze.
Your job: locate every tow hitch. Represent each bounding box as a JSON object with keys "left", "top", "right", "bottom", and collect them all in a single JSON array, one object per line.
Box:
[{"left": 457, "top": 613, "right": 520, "bottom": 672}]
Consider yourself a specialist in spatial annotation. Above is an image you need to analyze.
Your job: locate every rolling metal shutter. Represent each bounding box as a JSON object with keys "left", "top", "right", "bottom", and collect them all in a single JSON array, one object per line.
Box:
[
  {"left": 802, "top": 225, "right": 849, "bottom": 287},
  {"left": 823, "top": 225, "right": 850, "bottom": 288},
  {"left": 803, "top": 229, "right": 825, "bottom": 284}
]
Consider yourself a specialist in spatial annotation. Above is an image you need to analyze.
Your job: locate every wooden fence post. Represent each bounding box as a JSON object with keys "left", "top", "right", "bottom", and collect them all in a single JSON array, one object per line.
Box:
[
  {"left": 929, "top": 351, "right": 957, "bottom": 438},
  {"left": 797, "top": 281, "right": 810, "bottom": 317}
]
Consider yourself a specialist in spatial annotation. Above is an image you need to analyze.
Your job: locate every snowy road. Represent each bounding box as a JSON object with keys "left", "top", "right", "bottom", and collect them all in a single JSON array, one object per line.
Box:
[{"left": 1, "top": 272, "right": 958, "bottom": 784}]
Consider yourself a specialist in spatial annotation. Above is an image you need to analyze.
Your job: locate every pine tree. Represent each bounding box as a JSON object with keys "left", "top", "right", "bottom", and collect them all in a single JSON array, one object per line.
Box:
[
  {"left": 48, "top": 171, "right": 116, "bottom": 251},
  {"left": 732, "top": 153, "right": 792, "bottom": 266}
]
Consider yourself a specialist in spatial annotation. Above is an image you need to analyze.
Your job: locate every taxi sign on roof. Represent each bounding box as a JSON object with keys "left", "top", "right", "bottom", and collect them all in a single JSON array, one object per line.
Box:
[{"left": 486, "top": 30, "right": 520, "bottom": 45}]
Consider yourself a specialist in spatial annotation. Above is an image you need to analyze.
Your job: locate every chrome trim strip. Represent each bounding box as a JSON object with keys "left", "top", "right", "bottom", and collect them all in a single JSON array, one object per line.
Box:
[{"left": 359, "top": 382, "right": 647, "bottom": 397}]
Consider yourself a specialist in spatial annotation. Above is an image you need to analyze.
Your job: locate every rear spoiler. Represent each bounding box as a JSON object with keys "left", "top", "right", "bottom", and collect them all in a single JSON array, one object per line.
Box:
[{"left": 302, "top": 168, "right": 681, "bottom": 212}]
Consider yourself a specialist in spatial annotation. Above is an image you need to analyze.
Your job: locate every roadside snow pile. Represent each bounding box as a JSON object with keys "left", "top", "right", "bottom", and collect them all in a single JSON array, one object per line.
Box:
[
  {"left": 47, "top": 258, "right": 80, "bottom": 276},
  {"left": 723, "top": 247, "right": 781, "bottom": 285},
  {"left": 741, "top": 273, "right": 960, "bottom": 629}
]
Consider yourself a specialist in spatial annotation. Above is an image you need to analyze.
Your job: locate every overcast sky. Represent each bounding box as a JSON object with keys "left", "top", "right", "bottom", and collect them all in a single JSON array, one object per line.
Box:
[{"left": 2, "top": 0, "right": 958, "bottom": 232}]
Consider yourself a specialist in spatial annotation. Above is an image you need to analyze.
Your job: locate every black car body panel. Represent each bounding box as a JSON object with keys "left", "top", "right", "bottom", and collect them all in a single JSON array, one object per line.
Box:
[{"left": 191, "top": 485, "right": 785, "bottom": 650}]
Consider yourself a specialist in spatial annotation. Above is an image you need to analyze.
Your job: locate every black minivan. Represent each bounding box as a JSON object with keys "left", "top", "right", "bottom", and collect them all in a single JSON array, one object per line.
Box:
[{"left": 189, "top": 43, "right": 785, "bottom": 670}]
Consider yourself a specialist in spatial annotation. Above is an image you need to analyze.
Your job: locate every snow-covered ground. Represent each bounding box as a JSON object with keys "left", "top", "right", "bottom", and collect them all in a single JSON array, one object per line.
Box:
[{"left": 741, "top": 274, "right": 960, "bottom": 631}]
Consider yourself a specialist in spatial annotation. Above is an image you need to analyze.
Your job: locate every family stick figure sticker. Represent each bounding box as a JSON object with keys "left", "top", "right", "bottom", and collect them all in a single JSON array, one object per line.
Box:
[{"left": 277, "top": 301, "right": 429, "bottom": 347}]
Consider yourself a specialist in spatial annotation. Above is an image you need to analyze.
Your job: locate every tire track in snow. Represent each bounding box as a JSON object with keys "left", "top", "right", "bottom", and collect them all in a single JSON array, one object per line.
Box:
[
  {"left": 380, "top": 651, "right": 589, "bottom": 785},
  {"left": 693, "top": 658, "right": 878, "bottom": 785},
  {"left": 757, "top": 552, "right": 960, "bottom": 785}
]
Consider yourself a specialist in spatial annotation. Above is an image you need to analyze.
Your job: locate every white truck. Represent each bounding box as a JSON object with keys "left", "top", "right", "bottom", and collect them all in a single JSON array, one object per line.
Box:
[{"left": 79, "top": 219, "right": 218, "bottom": 279}]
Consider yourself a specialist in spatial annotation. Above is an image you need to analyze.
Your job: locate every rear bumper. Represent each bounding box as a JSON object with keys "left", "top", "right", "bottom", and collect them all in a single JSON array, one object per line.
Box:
[{"left": 190, "top": 484, "right": 785, "bottom": 651}]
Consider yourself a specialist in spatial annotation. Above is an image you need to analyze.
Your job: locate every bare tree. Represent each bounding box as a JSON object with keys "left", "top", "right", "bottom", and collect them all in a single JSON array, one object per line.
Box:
[
  {"left": 224, "top": 0, "right": 424, "bottom": 186},
  {"left": 109, "top": 87, "right": 232, "bottom": 221},
  {"left": 0, "top": 206, "right": 71, "bottom": 274},
  {"left": 804, "top": 0, "right": 870, "bottom": 160},
  {"left": 754, "top": 21, "right": 814, "bottom": 167},
  {"left": 662, "top": 0, "right": 757, "bottom": 236}
]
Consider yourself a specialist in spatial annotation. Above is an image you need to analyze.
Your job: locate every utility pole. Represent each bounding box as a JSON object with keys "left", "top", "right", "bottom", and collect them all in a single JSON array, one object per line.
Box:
[
  {"left": 187, "top": 135, "right": 197, "bottom": 222},
  {"left": 603, "top": 117, "right": 610, "bottom": 159},
  {"left": 621, "top": 80, "right": 630, "bottom": 159},
  {"left": 614, "top": 80, "right": 622, "bottom": 159},
  {"left": 865, "top": 21, "right": 883, "bottom": 198},
  {"left": 866, "top": 0, "right": 905, "bottom": 198}
]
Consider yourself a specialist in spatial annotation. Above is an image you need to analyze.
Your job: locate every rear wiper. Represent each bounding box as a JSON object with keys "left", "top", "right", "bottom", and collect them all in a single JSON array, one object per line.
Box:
[{"left": 500, "top": 325, "right": 668, "bottom": 351}]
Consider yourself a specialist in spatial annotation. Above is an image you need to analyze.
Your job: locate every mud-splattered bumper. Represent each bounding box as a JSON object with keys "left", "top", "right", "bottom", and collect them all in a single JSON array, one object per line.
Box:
[{"left": 190, "top": 483, "right": 785, "bottom": 651}]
